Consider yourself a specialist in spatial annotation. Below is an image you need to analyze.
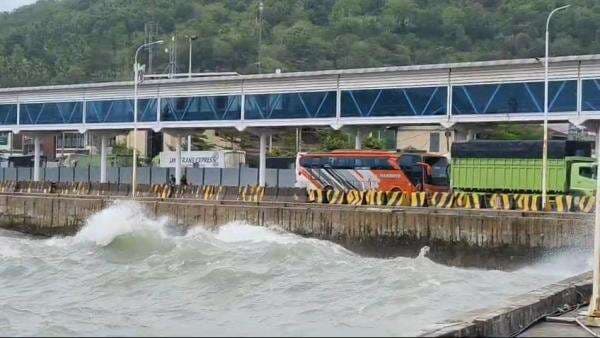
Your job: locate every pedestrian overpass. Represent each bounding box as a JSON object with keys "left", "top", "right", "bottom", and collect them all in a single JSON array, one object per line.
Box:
[
  {"left": 1, "top": 54, "right": 600, "bottom": 133},
  {"left": 2, "top": 54, "right": 600, "bottom": 186}
]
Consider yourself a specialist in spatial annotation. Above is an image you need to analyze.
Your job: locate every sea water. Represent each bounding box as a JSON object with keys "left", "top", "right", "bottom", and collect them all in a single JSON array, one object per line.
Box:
[{"left": 0, "top": 201, "right": 591, "bottom": 336}]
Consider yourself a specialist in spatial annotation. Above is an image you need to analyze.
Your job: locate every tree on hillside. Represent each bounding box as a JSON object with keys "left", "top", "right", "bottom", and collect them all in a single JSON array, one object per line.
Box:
[{"left": 0, "top": 0, "right": 599, "bottom": 87}]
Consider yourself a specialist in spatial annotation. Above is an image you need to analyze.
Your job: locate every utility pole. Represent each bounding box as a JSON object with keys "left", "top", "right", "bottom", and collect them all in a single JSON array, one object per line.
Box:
[
  {"left": 145, "top": 22, "right": 159, "bottom": 74},
  {"left": 167, "top": 35, "right": 177, "bottom": 78}
]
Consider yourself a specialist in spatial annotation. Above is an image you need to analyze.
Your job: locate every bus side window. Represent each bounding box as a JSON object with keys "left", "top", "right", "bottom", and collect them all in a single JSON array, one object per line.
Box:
[
  {"left": 324, "top": 157, "right": 335, "bottom": 168},
  {"left": 334, "top": 158, "right": 354, "bottom": 169},
  {"left": 355, "top": 158, "right": 369, "bottom": 169},
  {"left": 372, "top": 158, "right": 393, "bottom": 170},
  {"left": 300, "top": 157, "right": 324, "bottom": 168}
]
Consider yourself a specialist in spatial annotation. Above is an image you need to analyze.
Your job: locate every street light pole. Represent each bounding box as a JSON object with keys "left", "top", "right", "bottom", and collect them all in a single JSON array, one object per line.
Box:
[
  {"left": 589, "top": 122, "right": 600, "bottom": 319},
  {"left": 186, "top": 35, "right": 198, "bottom": 79},
  {"left": 542, "top": 4, "right": 570, "bottom": 210},
  {"left": 132, "top": 40, "right": 164, "bottom": 199},
  {"left": 185, "top": 35, "right": 197, "bottom": 154}
]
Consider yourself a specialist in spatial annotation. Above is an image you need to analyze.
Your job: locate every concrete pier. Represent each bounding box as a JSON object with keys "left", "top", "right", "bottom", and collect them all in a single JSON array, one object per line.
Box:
[
  {"left": 423, "top": 272, "right": 593, "bottom": 337},
  {"left": 0, "top": 193, "right": 592, "bottom": 269}
]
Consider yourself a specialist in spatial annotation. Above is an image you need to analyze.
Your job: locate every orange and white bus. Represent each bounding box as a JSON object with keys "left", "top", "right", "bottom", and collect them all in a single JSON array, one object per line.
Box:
[{"left": 296, "top": 150, "right": 449, "bottom": 193}]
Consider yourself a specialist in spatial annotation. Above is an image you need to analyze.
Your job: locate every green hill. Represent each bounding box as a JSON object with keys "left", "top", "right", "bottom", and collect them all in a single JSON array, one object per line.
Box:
[{"left": 0, "top": 0, "right": 599, "bottom": 87}]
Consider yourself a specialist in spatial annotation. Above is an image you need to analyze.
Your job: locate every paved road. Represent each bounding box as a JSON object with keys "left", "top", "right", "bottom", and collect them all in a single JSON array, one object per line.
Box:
[{"left": 520, "top": 306, "right": 600, "bottom": 337}]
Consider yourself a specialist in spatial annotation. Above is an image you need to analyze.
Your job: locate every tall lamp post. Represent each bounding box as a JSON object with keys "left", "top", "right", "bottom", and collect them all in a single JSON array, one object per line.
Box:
[
  {"left": 186, "top": 35, "right": 198, "bottom": 153},
  {"left": 542, "top": 5, "right": 570, "bottom": 210},
  {"left": 132, "top": 40, "right": 164, "bottom": 198},
  {"left": 186, "top": 35, "right": 198, "bottom": 79}
]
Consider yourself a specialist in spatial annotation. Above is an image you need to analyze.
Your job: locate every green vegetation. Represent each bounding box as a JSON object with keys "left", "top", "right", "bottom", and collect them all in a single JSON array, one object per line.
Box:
[
  {"left": 190, "top": 133, "right": 210, "bottom": 151},
  {"left": 319, "top": 130, "right": 352, "bottom": 151},
  {"left": 110, "top": 142, "right": 151, "bottom": 166},
  {"left": 363, "top": 135, "right": 385, "bottom": 150},
  {"left": 1, "top": 0, "right": 600, "bottom": 88},
  {"left": 476, "top": 123, "right": 545, "bottom": 140}
]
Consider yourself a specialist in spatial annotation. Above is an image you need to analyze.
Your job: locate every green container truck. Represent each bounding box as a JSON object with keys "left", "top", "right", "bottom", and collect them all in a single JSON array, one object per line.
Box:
[{"left": 451, "top": 140, "right": 597, "bottom": 195}]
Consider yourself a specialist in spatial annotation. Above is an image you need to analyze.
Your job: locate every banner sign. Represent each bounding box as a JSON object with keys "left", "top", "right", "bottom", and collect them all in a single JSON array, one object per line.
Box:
[{"left": 159, "top": 151, "right": 224, "bottom": 168}]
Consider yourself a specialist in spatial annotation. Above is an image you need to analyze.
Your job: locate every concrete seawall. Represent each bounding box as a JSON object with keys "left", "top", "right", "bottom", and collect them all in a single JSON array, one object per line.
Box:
[
  {"left": 423, "top": 272, "right": 593, "bottom": 337},
  {"left": 0, "top": 193, "right": 592, "bottom": 269}
]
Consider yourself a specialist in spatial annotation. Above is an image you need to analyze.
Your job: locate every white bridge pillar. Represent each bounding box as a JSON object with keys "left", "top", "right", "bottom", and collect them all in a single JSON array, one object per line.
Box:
[
  {"left": 100, "top": 135, "right": 107, "bottom": 183},
  {"left": 175, "top": 136, "right": 182, "bottom": 185},
  {"left": 259, "top": 132, "right": 268, "bottom": 187},
  {"left": 33, "top": 136, "right": 40, "bottom": 182},
  {"left": 355, "top": 129, "right": 363, "bottom": 150}
]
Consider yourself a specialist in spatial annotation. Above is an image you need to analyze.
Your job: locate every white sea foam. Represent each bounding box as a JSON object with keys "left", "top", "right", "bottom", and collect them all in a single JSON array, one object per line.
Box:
[
  {"left": 74, "top": 200, "right": 170, "bottom": 246},
  {"left": 212, "top": 222, "right": 301, "bottom": 244}
]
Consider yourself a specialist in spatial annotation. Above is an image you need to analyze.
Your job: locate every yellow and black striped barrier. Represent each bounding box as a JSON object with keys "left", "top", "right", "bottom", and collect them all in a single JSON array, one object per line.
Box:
[
  {"left": 365, "top": 190, "right": 386, "bottom": 206},
  {"left": 386, "top": 191, "right": 410, "bottom": 207},
  {"left": 454, "top": 192, "right": 481, "bottom": 209},
  {"left": 240, "top": 186, "right": 266, "bottom": 203},
  {"left": 515, "top": 194, "right": 531, "bottom": 211},
  {"left": 1, "top": 179, "right": 596, "bottom": 214},
  {"left": 488, "top": 193, "right": 513, "bottom": 210},
  {"left": 202, "top": 185, "right": 222, "bottom": 201},
  {"left": 430, "top": 192, "right": 454, "bottom": 208},
  {"left": 578, "top": 195, "right": 595, "bottom": 213},
  {"left": 326, "top": 190, "right": 345, "bottom": 204},
  {"left": 554, "top": 195, "right": 573, "bottom": 213},
  {"left": 192, "top": 185, "right": 202, "bottom": 199},
  {"left": 307, "top": 189, "right": 326, "bottom": 204},
  {"left": 346, "top": 189, "right": 365, "bottom": 206},
  {"left": 410, "top": 192, "right": 427, "bottom": 207},
  {"left": 162, "top": 184, "right": 172, "bottom": 199}
]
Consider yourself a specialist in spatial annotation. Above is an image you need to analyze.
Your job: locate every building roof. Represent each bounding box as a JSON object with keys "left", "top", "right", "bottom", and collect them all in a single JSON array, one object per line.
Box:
[{"left": 0, "top": 54, "right": 599, "bottom": 94}]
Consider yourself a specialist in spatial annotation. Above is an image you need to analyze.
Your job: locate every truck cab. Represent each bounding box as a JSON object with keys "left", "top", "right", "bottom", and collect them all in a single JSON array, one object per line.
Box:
[
  {"left": 398, "top": 153, "right": 449, "bottom": 192},
  {"left": 570, "top": 160, "right": 597, "bottom": 196}
]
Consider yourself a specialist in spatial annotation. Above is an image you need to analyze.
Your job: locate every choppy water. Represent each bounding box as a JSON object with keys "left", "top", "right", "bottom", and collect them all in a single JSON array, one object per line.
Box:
[{"left": 0, "top": 201, "right": 591, "bottom": 336}]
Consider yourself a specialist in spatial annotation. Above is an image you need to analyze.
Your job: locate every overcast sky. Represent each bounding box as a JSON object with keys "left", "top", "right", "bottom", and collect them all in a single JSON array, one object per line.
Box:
[{"left": 0, "top": 0, "right": 38, "bottom": 12}]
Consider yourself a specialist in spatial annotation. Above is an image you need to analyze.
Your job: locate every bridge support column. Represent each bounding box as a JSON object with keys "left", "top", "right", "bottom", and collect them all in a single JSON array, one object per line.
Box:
[
  {"left": 259, "top": 132, "right": 267, "bottom": 187},
  {"left": 355, "top": 129, "right": 364, "bottom": 150},
  {"left": 33, "top": 136, "right": 40, "bottom": 182},
  {"left": 100, "top": 135, "right": 107, "bottom": 183},
  {"left": 175, "top": 136, "right": 182, "bottom": 186}
]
